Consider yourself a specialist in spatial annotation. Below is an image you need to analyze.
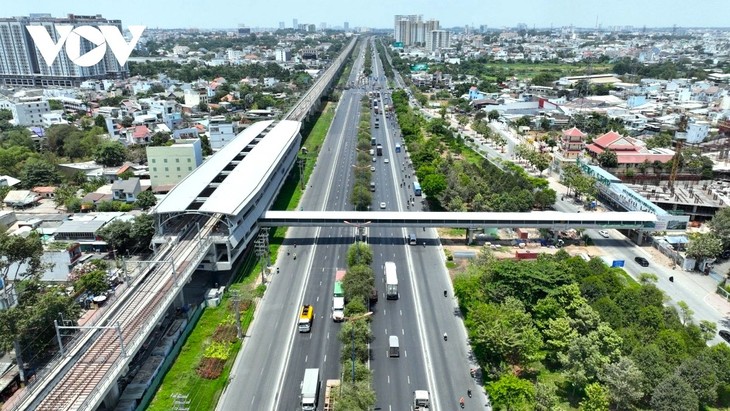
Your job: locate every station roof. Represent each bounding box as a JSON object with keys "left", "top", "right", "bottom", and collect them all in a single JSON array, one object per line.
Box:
[{"left": 154, "top": 120, "right": 301, "bottom": 216}]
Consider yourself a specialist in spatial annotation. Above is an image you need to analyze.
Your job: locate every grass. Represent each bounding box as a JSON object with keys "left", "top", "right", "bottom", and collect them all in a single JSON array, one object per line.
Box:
[
  {"left": 480, "top": 62, "right": 613, "bottom": 79},
  {"left": 146, "top": 100, "right": 339, "bottom": 411}
]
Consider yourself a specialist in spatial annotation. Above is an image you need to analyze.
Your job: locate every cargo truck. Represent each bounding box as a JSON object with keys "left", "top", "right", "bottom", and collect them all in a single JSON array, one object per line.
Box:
[
  {"left": 333, "top": 270, "right": 346, "bottom": 321},
  {"left": 413, "top": 390, "right": 431, "bottom": 410},
  {"left": 301, "top": 368, "right": 320, "bottom": 411},
  {"left": 298, "top": 305, "right": 314, "bottom": 332},
  {"left": 376, "top": 144, "right": 383, "bottom": 156},
  {"left": 323, "top": 379, "right": 340, "bottom": 411},
  {"left": 385, "top": 262, "right": 398, "bottom": 300}
]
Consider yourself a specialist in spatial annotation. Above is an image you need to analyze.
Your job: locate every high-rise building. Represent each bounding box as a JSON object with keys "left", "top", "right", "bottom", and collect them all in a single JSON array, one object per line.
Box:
[
  {"left": 320, "top": 22, "right": 327, "bottom": 30},
  {"left": 426, "top": 30, "right": 451, "bottom": 52},
  {"left": 279, "top": 21, "right": 285, "bottom": 29},
  {"left": 344, "top": 22, "right": 349, "bottom": 31},
  {"left": 0, "top": 14, "right": 129, "bottom": 88},
  {"left": 292, "top": 18, "right": 298, "bottom": 30},
  {"left": 394, "top": 15, "right": 438, "bottom": 47}
]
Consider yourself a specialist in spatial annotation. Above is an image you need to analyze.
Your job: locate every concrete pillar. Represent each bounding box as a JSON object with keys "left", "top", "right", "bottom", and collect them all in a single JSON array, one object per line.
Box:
[
  {"left": 636, "top": 231, "right": 644, "bottom": 246},
  {"left": 465, "top": 228, "right": 473, "bottom": 245},
  {"left": 102, "top": 381, "right": 120, "bottom": 409},
  {"left": 176, "top": 287, "right": 186, "bottom": 307}
]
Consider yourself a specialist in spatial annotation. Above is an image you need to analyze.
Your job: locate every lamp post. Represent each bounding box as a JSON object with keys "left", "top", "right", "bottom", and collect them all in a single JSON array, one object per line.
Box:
[
  {"left": 344, "top": 312, "right": 373, "bottom": 383},
  {"left": 343, "top": 220, "right": 371, "bottom": 244}
]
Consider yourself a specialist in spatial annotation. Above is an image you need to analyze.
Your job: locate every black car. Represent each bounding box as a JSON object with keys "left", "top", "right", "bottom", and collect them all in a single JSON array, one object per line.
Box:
[
  {"left": 720, "top": 330, "right": 730, "bottom": 344},
  {"left": 634, "top": 256, "right": 650, "bottom": 267}
]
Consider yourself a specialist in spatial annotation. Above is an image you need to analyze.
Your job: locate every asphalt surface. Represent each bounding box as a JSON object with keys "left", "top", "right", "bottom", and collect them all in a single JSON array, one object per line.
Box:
[{"left": 217, "top": 40, "right": 367, "bottom": 411}]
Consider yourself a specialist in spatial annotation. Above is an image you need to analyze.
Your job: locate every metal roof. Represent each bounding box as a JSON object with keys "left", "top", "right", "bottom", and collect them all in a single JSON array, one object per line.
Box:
[{"left": 154, "top": 120, "right": 301, "bottom": 216}]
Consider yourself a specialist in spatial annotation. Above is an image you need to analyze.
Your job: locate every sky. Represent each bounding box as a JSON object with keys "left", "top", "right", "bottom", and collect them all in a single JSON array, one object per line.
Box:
[{"left": 3, "top": 0, "right": 730, "bottom": 30}]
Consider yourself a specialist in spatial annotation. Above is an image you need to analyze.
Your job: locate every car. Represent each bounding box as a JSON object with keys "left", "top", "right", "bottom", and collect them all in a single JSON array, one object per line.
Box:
[
  {"left": 598, "top": 230, "right": 609, "bottom": 238},
  {"left": 370, "top": 166, "right": 375, "bottom": 172},
  {"left": 384, "top": 158, "right": 389, "bottom": 163},
  {"left": 379, "top": 202, "right": 386, "bottom": 209},
  {"left": 720, "top": 330, "right": 730, "bottom": 343},
  {"left": 634, "top": 256, "right": 650, "bottom": 267}
]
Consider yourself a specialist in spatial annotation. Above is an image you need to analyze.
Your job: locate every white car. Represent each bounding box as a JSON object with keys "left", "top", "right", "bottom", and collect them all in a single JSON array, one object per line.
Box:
[
  {"left": 372, "top": 157, "right": 376, "bottom": 162},
  {"left": 598, "top": 230, "right": 610, "bottom": 238},
  {"left": 370, "top": 166, "right": 376, "bottom": 172},
  {"left": 379, "top": 202, "right": 386, "bottom": 209},
  {"left": 384, "top": 158, "right": 389, "bottom": 163}
]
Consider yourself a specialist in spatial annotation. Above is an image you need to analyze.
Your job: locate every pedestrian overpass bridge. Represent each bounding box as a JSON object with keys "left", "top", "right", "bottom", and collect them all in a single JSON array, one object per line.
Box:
[{"left": 259, "top": 210, "right": 657, "bottom": 230}]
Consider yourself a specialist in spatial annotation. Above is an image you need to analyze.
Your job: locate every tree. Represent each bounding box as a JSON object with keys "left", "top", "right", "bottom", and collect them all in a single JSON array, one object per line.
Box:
[
  {"left": 421, "top": 173, "right": 447, "bottom": 197},
  {"left": 337, "top": 380, "right": 376, "bottom": 410},
  {"left": 686, "top": 233, "right": 723, "bottom": 261},
  {"left": 74, "top": 269, "right": 110, "bottom": 295},
  {"left": 94, "top": 114, "right": 107, "bottom": 128},
  {"left": 676, "top": 301, "right": 694, "bottom": 325},
  {"left": 650, "top": 374, "right": 698, "bottom": 411},
  {"left": 347, "top": 242, "right": 373, "bottom": 267},
  {"left": 53, "top": 185, "right": 78, "bottom": 210},
  {"left": 134, "top": 190, "right": 157, "bottom": 210},
  {"left": 708, "top": 207, "right": 730, "bottom": 246},
  {"left": 597, "top": 148, "right": 618, "bottom": 168},
  {"left": 350, "top": 185, "right": 372, "bottom": 211},
  {"left": 580, "top": 383, "right": 609, "bottom": 411},
  {"left": 676, "top": 357, "right": 719, "bottom": 406},
  {"left": 699, "top": 320, "right": 717, "bottom": 342},
  {"left": 0, "top": 231, "right": 44, "bottom": 308},
  {"left": 130, "top": 214, "right": 155, "bottom": 254},
  {"left": 149, "top": 132, "right": 171, "bottom": 147},
  {"left": 94, "top": 141, "right": 127, "bottom": 167},
  {"left": 474, "top": 110, "right": 486, "bottom": 122},
  {"left": 599, "top": 356, "right": 644, "bottom": 410},
  {"left": 534, "top": 382, "right": 559, "bottom": 411},
  {"left": 20, "top": 159, "right": 61, "bottom": 189},
  {"left": 97, "top": 219, "right": 134, "bottom": 255},
  {"left": 342, "top": 265, "right": 374, "bottom": 305},
  {"left": 488, "top": 110, "right": 500, "bottom": 121},
  {"left": 488, "top": 374, "right": 535, "bottom": 411}
]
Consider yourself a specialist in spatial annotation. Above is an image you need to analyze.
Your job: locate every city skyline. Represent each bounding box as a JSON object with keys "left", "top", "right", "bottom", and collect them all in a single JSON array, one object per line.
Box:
[{"left": 2, "top": 0, "right": 730, "bottom": 30}]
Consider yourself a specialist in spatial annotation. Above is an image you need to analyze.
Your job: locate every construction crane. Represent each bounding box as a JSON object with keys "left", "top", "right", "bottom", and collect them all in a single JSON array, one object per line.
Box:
[{"left": 669, "top": 114, "right": 688, "bottom": 191}]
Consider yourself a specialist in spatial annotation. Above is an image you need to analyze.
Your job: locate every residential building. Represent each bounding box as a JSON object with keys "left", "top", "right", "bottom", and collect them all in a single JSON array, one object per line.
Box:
[
  {"left": 146, "top": 139, "right": 203, "bottom": 187},
  {"left": 0, "top": 14, "right": 129, "bottom": 87},
  {"left": 41, "top": 112, "right": 66, "bottom": 127},
  {"left": 0, "top": 96, "right": 50, "bottom": 126},
  {"left": 275, "top": 49, "right": 291, "bottom": 62},
  {"left": 111, "top": 177, "right": 142, "bottom": 202},
  {"left": 208, "top": 116, "right": 236, "bottom": 151},
  {"left": 426, "top": 30, "right": 451, "bottom": 52}
]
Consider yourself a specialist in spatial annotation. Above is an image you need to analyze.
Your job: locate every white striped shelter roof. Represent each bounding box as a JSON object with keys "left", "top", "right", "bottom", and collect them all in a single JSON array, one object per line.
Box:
[{"left": 154, "top": 120, "right": 301, "bottom": 216}]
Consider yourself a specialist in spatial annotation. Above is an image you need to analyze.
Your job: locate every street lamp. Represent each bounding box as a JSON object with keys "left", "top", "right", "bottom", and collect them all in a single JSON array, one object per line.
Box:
[
  {"left": 344, "top": 312, "right": 373, "bottom": 383},
  {"left": 344, "top": 220, "right": 371, "bottom": 244}
]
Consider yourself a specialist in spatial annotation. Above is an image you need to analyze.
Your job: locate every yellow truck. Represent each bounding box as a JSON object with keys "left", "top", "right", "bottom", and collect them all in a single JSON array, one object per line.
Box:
[
  {"left": 323, "top": 379, "right": 340, "bottom": 411},
  {"left": 298, "top": 305, "right": 314, "bottom": 333}
]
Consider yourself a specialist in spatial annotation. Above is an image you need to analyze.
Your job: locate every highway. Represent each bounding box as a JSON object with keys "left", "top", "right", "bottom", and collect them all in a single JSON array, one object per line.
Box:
[
  {"left": 368, "top": 40, "right": 489, "bottom": 411},
  {"left": 217, "top": 39, "right": 369, "bottom": 411}
]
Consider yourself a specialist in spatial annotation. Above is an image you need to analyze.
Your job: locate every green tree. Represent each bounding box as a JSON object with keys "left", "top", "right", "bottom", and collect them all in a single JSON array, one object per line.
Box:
[
  {"left": 597, "top": 148, "right": 618, "bottom": 168},
  {"left": 130, "top": 214, "right": 155, "bottom": 254},
  {"left": 342, "top": 265, "right": 374, "bottom": 305},
  {"left": 134, "top": 190, "right": 157, "bottom": 210},
  {"left": 74, "top": 269, "right": 110, "bottom": 295},
  {"left": 708, "top": 207, "right": 730, "bottom": 246},
  {"left": 20, "top": 159, "right": 61, "bottom": 188},
  {"left": 97, "top": 219, "right": 134, "bottom": 255},
  {"left": 149, "top": 132, "right": 171, "bottom": 147},
  {"left": 676, "top": 301, "right": 694, "bottom": 325},
  {"left": 676, "top": 357, "right": 719, "bottom": 406},
  {"left": 337, "top": 380, "right": 376, "bottom": 410},
  {"left": 350, "top": 185, "right": 372, "bottom": 211},
  {"left": 488, "top": 374, "right": 535, "bottom": 411},
  {"left": 53, "top": 185, "right": 78, "bottom": 210},
  {"left": 347, "top": 242, "right": 373, "bottom": 267},
  {"left": 699, "top": 320, "right": 717, "bottom": 342},
  {"left": 488, "top": 110, "right": 500, "bottom": 121},
  {"left": 534, "top": 382, "right": 559, "bottom": 411},
  {"left": 580, "top": 383, "right": 609, "bottom": 411},
  {"left": 94, "top": 141, "right": 127, "bottom": 167},
  {"left": 650, "top": 374, "right": 698, "bottom": 411},
  {"left": 686, "top": 233, "right": 723, "bottom": 261},
  {"left": 421, "top": 173, "right": 447, "bottom": 197},
  {"left": 94, "top": 114, "right": 107, "bottom": 128},
  {"left": 48, "top": 100, "right": 64, "bottom": 110},
  {"left": 599, "top": 356, "right": 644, "bottom": 410}
]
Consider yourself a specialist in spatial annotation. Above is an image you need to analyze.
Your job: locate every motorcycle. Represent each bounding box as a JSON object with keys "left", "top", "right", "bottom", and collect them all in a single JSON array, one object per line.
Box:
[
  {"left": 443, "top": 333, "right": 448, "bottom": 341},
  {"left": 444, "top": 290, "right": 447, "bottom": 298}
]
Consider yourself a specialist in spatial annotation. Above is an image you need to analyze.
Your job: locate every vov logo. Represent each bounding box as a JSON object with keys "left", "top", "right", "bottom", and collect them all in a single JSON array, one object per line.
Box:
[{"left": 26, "top": 25, "right": 146, "bottom": 67}]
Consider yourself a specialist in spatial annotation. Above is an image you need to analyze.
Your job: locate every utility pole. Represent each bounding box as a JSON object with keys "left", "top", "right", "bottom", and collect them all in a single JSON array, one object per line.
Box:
[
  {"left": 298, "top": 156, "right": 306, "bottom": 189},
  {"left": 171, "top": 393, "right": 190, "bottom": 411},
  {"left": 231, "top": 289, "right": 243, "bottom": 339},
  {"left": 254, "top": 228, "right": 270, "bottom": 285}
]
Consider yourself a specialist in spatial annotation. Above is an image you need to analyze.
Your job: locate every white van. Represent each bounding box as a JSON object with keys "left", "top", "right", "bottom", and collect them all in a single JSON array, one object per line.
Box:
[
  {"left": 408, "top": 233, "right": 417, "bottom": 245},
  {"left": 388, "top": 336, "right": 400, "bottom": 357}
]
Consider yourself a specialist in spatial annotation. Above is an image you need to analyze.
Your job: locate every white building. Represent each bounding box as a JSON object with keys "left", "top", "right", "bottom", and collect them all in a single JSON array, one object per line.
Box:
[
  {"left": 2, "top": 96, "right": 50, "bottom": 126},
  {"left": 209, "top": 116, "right": 236, "bottom": 151},
  {"left": 426, "top": 30, "right": 451, "bottom": 52},
  {"left": 275, "top": 49, "right": 291, "bottom": 62},
  {"left": 41, "top": 112, "right": 66, "bottom": 127}
]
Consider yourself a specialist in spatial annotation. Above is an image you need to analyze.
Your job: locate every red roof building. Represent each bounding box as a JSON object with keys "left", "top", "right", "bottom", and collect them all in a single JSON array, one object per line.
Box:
[
  {"left": 560, "top": 127, "right": 586, "bottom": 159},
  {"left": 586, "top": 131, "right": 674, "bottom": 168}
]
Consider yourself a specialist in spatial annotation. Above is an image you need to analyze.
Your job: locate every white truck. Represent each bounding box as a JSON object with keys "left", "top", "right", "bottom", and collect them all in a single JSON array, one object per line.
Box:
[
  {"left": 301, "top": 368, "right": 320, "bottom": 411},
  {"left": 413, "top": 390, "right": 431, "bottom": 410},
  {"left": 332, "top": 297, "right": 345, "bottom": 322},
  {"left": 385, "top": 261, "right": 398, "bottom": 300}
]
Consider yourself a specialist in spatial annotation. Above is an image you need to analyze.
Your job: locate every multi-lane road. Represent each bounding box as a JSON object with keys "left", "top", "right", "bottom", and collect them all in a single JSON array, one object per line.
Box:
[{"left": 218, "top": 38, "right": 490, "bottom": 411}]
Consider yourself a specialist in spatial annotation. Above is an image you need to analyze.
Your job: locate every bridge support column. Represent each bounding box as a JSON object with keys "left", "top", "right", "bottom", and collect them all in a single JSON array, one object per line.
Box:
[
  {"left": 465, "top": 228, "right": 472, "bottom": 245},
  {"left": 102, "top": 380, "right": 120, "bottom": 409},
  {"left": 635, "top": 231, "right": 644, "bottom": 246}
]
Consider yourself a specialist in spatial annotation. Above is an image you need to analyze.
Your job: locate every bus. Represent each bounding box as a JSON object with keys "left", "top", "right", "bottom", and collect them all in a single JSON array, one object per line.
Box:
[{"left": 413, "top": 182, "right": 422, "bottom": 196}]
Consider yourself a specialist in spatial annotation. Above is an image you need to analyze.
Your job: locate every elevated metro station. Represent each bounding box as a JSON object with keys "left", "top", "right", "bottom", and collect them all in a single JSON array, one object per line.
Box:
[{"left": 153, "top": 119, "right": 302, "bottom": 271}]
